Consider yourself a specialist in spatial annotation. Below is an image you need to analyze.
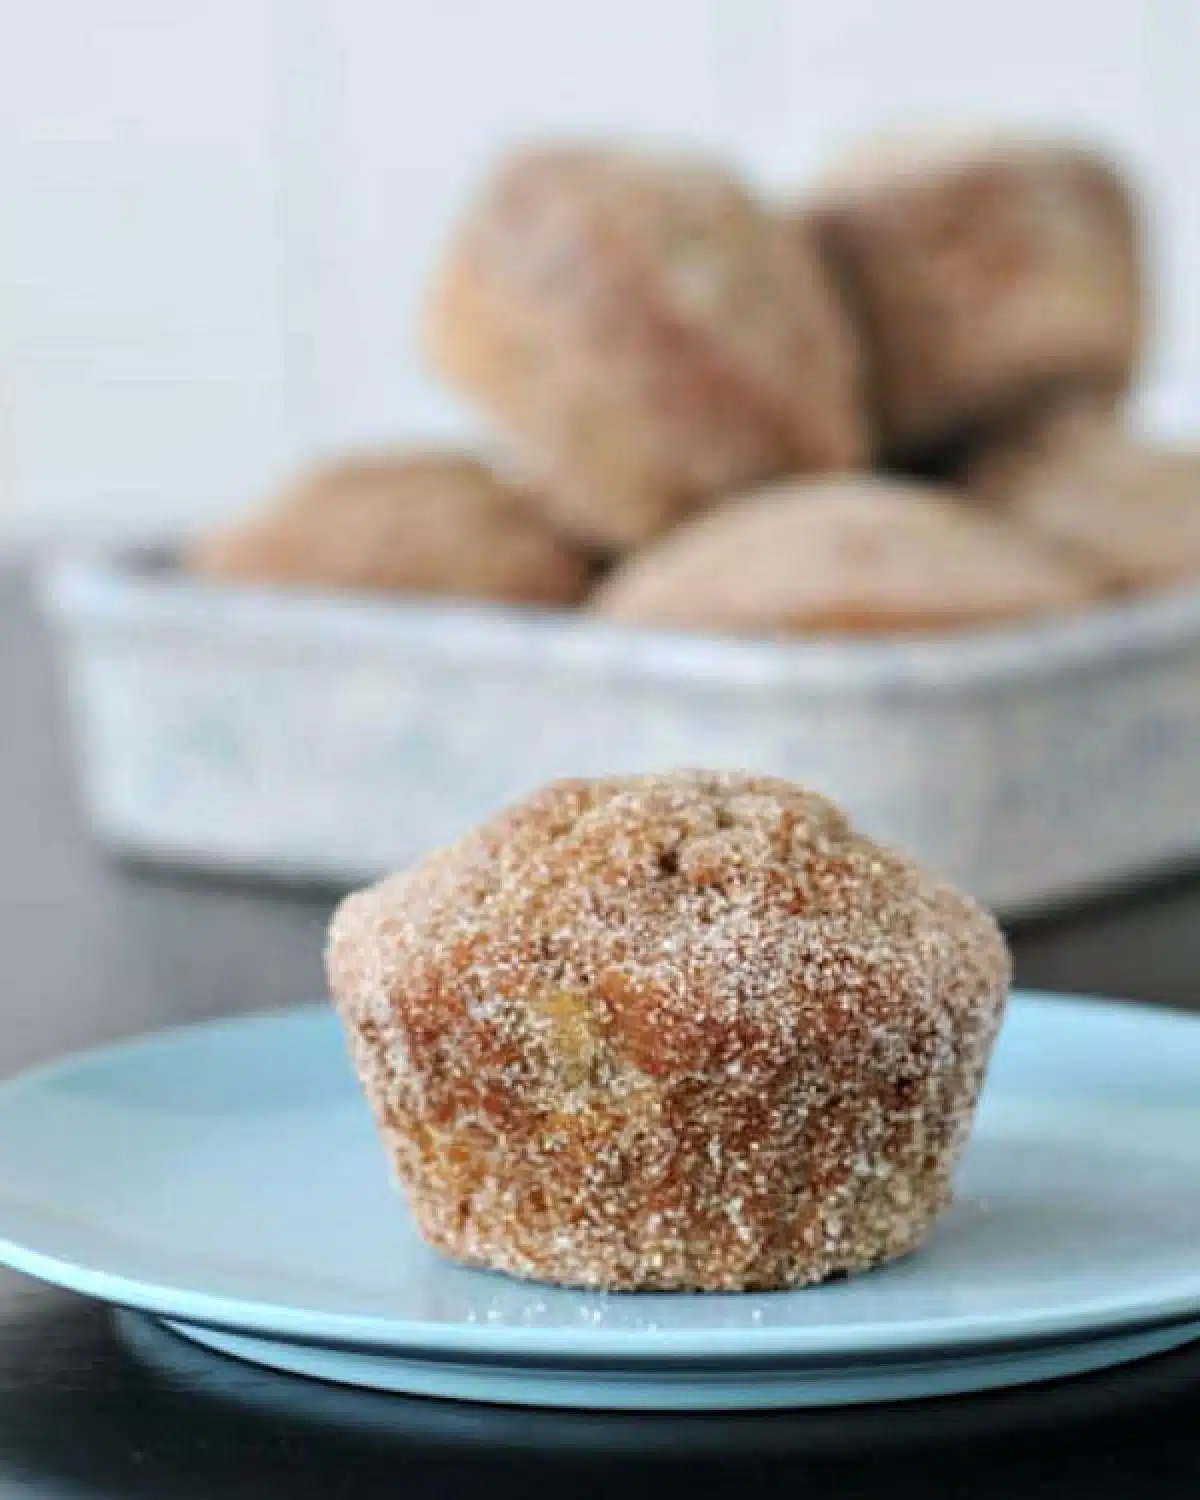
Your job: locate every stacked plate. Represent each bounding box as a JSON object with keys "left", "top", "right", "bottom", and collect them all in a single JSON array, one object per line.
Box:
[{"left": 0, "top": 992, "right": 1195, "bottom": 1410}]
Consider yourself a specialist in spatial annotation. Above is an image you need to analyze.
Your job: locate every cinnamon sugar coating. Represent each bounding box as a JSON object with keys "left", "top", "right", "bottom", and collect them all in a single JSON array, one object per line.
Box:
[
  {"left": 969, "top": 417, "right": 1200, "bottom": 595},
  {"left": 187, "top": 451, "right": 590, "bottom": 606},
  {"left": 327, "top": 771, "right": 1010, "bottom": 1291},
  {"left": 803, "top": 134, "right": 1143, "bottom": 455},
  {"left": 426, "top": 146, "right": 867, "bottom": 547},
  {"left": 591, "top": 475, "right": 1095, "bottom": 637}
]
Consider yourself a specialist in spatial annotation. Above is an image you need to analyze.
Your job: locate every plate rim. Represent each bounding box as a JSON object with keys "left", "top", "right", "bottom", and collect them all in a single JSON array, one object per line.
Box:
[
  {"left": 0, "top": 990, "right": 1197, "bottom": 1361},
  {"left": 155, "top": 1315, "right": 1200, "bottom": 1410}
]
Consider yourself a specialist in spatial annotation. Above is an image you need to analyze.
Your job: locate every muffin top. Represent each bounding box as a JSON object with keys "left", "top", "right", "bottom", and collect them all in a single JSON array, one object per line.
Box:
[
  {"left": 434, "top": 145, "right": 864, "bottom": 459},
  {"left": 425, "top": 145, "right": 866, "bottom": 544},
  {"left": 328, "top": 770, "right": 1009, "bottom": 1093},
  {"left": 803, "top": 132, "right": 1142, "bottom": 453},
  {"left": 591, "top": 475, "right": 1096, "bottom": 635},
  {"left": 187, "top": 450, "right": 591, "bottom": 605},
  {"left": 973, "top": 426, "right": 1200, "bottom": 593}
]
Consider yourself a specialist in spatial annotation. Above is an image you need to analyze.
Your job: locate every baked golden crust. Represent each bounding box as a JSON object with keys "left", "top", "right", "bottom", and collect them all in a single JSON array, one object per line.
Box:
[
  {"left": 327, "top": 770, "right": 1010, "bottom": 1291},
  {"left": 426, "top": 146, "right": 867, "bottom": 547},
  {"left": 590, "top": 474, "right": 1095, "bottom": 636},
  {"left": 186, "top": 451, "right": 591, "bottom": 606},
  {"left": 804, "top": 135, "right": 1143, "bottom": 455}
]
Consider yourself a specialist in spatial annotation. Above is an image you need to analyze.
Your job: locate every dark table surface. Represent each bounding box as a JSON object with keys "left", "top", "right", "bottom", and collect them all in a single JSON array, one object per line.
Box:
[{"left": 0, "top": 561, "right": 1197, "bottom": 1498}]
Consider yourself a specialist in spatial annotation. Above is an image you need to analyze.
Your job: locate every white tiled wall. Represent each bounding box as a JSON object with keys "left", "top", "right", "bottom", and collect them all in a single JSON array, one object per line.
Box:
[{"left": 1, "top": 0, "right": 1198, "bottom": 543}]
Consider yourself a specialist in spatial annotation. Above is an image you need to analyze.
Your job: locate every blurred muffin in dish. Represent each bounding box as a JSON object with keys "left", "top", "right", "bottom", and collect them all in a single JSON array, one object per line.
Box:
[
  {"left": 187, "top": 451, "right": 592, "bottom": 607},
  {"left": 801, "top": 132, "right": 1143, "bottom": 458},
  {"left": 963, "top": 393, "right": 1123, "bottom": 504},
  {"left": 426, "top": 144, "right": 867, "bottom": 549},
  {"left": 591, "top": 474, "right": 1096, "bottom": 636},
  {"left": 967, "top": 416, "right": 1200, "bottom": 595},
  {"left": 327, "top": 769, "right": 1011, "bottom": 1290}
]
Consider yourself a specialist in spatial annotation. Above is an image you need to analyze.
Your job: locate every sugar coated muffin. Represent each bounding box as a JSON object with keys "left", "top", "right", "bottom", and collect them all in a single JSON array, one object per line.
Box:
[
  {"left": 186, "top": 450, "right": 591, "bottom": 606},
  {"left": 426, "top": 145, "right": 867, "bottom": 547},
  {"left": 969, "top": 420, "right": 1200, "bottom": 594},
  {"left": 327, "top": 771, "right": 1011, "bottom": 1291},
  {"left": 591, "top": 475, "right": 1095, "bottom": 636},
  {"left": 963, "top": 393, "right": 1124, "bottom": 504},
  {"left": 802, "top": 132, "right": 1143, "bottom": 455}
]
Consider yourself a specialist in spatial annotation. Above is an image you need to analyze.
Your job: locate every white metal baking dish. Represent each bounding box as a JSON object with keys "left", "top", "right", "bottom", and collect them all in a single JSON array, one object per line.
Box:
[{"left": 39, "top": 555, "right": 1200, "bottom": 916}]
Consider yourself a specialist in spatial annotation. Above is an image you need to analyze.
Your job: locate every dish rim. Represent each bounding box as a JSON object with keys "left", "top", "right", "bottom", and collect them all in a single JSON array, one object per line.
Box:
[{"left": 40, "top": 554, "right": 1200, "bottom": 698}]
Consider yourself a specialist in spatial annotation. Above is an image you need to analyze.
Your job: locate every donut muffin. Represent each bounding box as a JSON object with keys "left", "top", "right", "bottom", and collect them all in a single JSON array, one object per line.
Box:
[
  {"left": 187, "top": 451, "right": 591, "bottom": 606},
  {"left": 591, "top": 475, "right": 1095, "bottom": 636},
  {"left": 327, "top": 771, "right": 1011, "bottom": 1291},
  {"left": 802, "top": 133, "right": 1143, "bottom": 456},
  {"left": 426, "top": 145, "right": 867, "bottom": 548},
  {"left": 963, "top": 393, "right": 1124, "bottom": 505},
  {"left": 970, "top": 421, "right": 1200, "bottom": 595}
]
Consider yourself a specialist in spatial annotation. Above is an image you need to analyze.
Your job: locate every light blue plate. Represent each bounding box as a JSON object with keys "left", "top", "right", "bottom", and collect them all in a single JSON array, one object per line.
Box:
[
  {"left": 0, "top": 991, "right": 1196, "bottom": 1408},
  {"left": 160, "top": 1317, "right": 1200, "bottom": 1411}
]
